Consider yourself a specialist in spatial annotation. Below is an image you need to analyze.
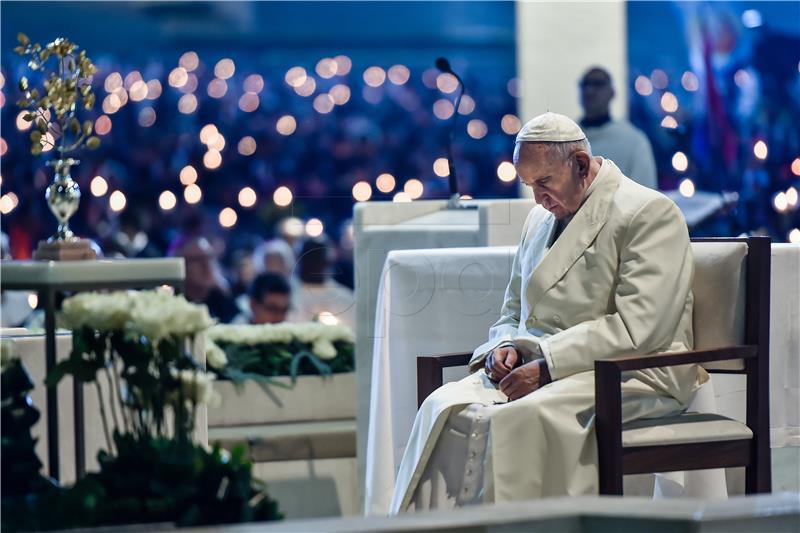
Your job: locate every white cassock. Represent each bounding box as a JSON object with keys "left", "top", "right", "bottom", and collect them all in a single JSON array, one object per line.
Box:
[
  {"left": 583, "top": 120, "right": 657, "bottom": 190},
  {"left": 390, "top": 159, "right": 709, "bottom": 513}
]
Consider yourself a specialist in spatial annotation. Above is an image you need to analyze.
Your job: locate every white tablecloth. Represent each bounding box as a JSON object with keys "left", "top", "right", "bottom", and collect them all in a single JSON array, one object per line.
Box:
[{"left": 364, "top": 243, "right": 800, "bottom": 514}]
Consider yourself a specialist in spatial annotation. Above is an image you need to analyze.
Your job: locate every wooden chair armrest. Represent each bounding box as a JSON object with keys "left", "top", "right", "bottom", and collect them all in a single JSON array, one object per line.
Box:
[
  {"left": 595, "top": 345, "right": 757, "bottom": 373},
  {"left": 417, "top": 352, "right": 472, "bottom": 407}
]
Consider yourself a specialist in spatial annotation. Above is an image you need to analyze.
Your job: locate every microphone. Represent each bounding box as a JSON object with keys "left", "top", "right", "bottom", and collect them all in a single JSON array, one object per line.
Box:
[{"left": 435, "top": 57, "right": 470, "bottom": 209}]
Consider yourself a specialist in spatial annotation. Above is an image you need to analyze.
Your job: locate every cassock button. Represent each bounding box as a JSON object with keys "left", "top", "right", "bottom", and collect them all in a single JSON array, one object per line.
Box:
[{"left": 553, "top": 314, "right": 561, "bottom": 324}]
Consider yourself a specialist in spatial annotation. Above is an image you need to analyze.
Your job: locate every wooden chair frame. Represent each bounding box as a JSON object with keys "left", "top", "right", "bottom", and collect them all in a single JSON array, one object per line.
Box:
[{"left": 416, "top": 236, "right": 771, "bottom": 495}]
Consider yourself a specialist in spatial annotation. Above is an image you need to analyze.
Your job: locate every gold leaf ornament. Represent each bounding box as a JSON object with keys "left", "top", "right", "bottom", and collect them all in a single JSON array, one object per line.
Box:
[
  {"left": 86, "top": 136, "right": 101, "bottom": 150},
  {"left": 17, "top": 32, "right": 30, "bottom": 46}
]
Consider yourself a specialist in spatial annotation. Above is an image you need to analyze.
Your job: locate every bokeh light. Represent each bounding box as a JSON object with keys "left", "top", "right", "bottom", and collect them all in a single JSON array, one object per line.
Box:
[
  {"left": 393, "top": 192, "right": 412, "bottom": 203},
  {"left": 661, "top": 116, "right": 678, "bottom": 129},
  {"left": 179, "top": 165, "right": 198, "bottom": 185},
  {"left": 313, "top": 93, "right": 335, "bottom": 114},
  {"left": 159, "top": 190, "right": 177, "bottom": 211},
  {"left": 238, "top": 92, "right": 259, "bottom": 112},
  {"left": 773, "top": 192, "right": 788, "bottom": 213},
  {"left": 137, "top": 107, "right": 156, "bottom": 127},
  {"left": 207, "top": 78, "right": 228, "bottom": 98},
  {"left": 178, "top": 93, "right": 198, "bottom": 114},
  {"left": 363, "top": 66, "right": 386, "bottom": 87},
  {"left": 404, "top": 179, "right": 424, "bottom": 199},
  {"left": 785, "top": 187, "right": 798, "bottom": 208},
  {"left": 388, "top": 65, "right": 410, "bottom": 85},
  {"left": 129, "top": 80, "right": 148, "bottom": 101},
  {"left": 501, "top": 114, "right": 521, "bottom": 135},
  {"left": 184, "top": 184, "right": 202, "bottom": 204},
  {"left": 352, "top": 181, "right": 372, "bottom": 202},
  {"left": 238, "top": 187, "right": 257, "bottom": 208},
  {"left": 294, "top": 76, "right": 316, "bottom": 97},
  {"left": 203, "top": 150, "right": 222, "bottom": 170},
  {"left": 457, "top": 95, "right": 475, "bottom": 115},
  {"left": 102, "top": 93, "right": 121, "bottom": 114},
  {"left": 273, "top": 186, "right": 293, "bottom": 207},
  {"left": 168, "top": 67, "right": 188, "bottom": 88},
  {"left": 433, "top": 158, "right": 450, "bottom": 177},
  {"left": 316, "top": 58, "right": 338, "bottom": 79},
  {"left": 330, "top": 84, "right": 351, "bottom": 105},
  {"left": 179, "top": 73, "right": 198, "bottom": 94},
  {"left": 467, "top": 119, "right": 488, "bottom": 139},
  {"left": 334, "top": 55, "right": 352, "bottom": 76},
  {"left": 90, "top": 176, "right": 108, "bottom": 197},
  {"left": 16, "top": 111, "right": 32, "bottom": 131},
  {"left": 679, "top": 178, "right": 695, "bottom": 198},
  {"left": 681, "top": 71, "right": 699, "bottom": 92},
  {"left": 219, "top": 207, "right": 238, "bottom": 228},
  {"left": 214, "top": 58, "right": 236, "bottom": 80},
  {"left": 497, "top": 161, "right": 516, "bottom": 182},
  {"left": 146, "top": 80, "right": 162, "bottom": 100},
  {"left": 660, "top": 92, "right": 679, "bottom": 113},
  {"left": 104, "top": 72, "right": 123, "bottom": 92},
  {"left": 199, "top": 124, "right": 218, "bottom": 144},
  {"left": 433, "top": 99, "right": 454, "bottom": 120},
  {"left": 672, "top": 151, "right": 689, "bottom": 172},
  {"left": 789, "top": 229, "right": 800, "bottom": 244},
  {"left": 238, "top": 136, "right": 257, "bottom": 156},
  {"left": 276, "top": 115, "right": 297, "bottom": 135},
  {"left": 0, "top": 193, "right": 18, "bottom": 214},
  {"left": 754, "top": 140, "right": 768, "bottom": 160},
  {"left": 791, "top": 158, "right": 800, "bottom": 176},
  {"left": 285, "top": 66, "right": 307, "bottom": 88},
  {"left": 376, "top": 173, "right": 396, "bottom": 193},
  {"left": 109, "top": 190, "right": 127, "bottom": 212},
  {"left": 507, "top": 77, "right": 520, "bottom": 98},
  {"left": 305, "top": 218, "right": 324, "bottom": 237},
  {"left": 244, "top": 74, "right": 264, "bottom": 93},
  {"left": 650, "top": 69, "right": 668, "bottom": 89},
  {"left": 124, "top": 71, "right": 143, "bottom": 90},
  {"left": 634, "top": 75, "right": 653, "bottom": 96},
  {"left": 179, "top": 51, "right": 199, "bottom": 72},
  {"left": 436, "top": 73, "right": 459, "bottom": 94}
]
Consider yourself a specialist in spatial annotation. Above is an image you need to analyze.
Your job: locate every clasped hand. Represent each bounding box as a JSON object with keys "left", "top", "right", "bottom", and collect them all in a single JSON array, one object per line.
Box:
[{"left": 484, "top": 346, "right": 542, "bottom": 401}]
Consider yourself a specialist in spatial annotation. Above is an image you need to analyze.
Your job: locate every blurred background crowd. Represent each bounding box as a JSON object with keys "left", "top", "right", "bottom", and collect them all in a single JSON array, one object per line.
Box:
[{"left": 1, "top": 1, "right": 798, "bottom": 327}]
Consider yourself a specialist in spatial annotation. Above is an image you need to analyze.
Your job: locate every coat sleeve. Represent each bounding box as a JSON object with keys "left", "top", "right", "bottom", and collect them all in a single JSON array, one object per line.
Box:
[
  {"left": 468, "top": 211, "right": 534, "bottom": 370},
  {"left": 538, "top": 196, "right": 693, "bottom": 380}
]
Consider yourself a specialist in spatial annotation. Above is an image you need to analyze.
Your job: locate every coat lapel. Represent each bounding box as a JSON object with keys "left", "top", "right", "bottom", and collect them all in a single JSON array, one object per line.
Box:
[{"left": 526, "top": 160, "right": 621, "bottom": 306}]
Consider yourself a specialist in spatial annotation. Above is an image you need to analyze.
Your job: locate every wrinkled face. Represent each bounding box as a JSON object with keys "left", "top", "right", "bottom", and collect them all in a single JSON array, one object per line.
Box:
[
  {"left": 580, "top": 69, "right": 613, "bottom": 118},
  {"left": 514, "top": 143, "right": 589, "bottom": 220},
  {"left": 251, "top": 292, "right": 291, "bottom": 324}
]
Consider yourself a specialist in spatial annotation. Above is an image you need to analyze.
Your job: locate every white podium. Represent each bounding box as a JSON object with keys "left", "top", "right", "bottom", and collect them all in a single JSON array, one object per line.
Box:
[{"left": 353, "top": 198, "right": 534, "bottom": 498}]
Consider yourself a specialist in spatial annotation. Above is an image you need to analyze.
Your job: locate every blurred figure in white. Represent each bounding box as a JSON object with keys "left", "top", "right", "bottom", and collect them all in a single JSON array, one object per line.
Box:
[
  {"left": 252, "top": 238, "right": 295, "bottom": 277},
  {"left": 292, "top": 237, "right": 356, "bottom": 329},
  {"left": 579, "top": 67, "right": 658, "bottom": 190}
]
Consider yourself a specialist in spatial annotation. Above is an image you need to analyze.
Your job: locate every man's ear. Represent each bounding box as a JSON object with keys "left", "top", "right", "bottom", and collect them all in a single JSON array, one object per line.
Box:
[{"left": 574, "top": 151, "right": 591, "bottom": 178}]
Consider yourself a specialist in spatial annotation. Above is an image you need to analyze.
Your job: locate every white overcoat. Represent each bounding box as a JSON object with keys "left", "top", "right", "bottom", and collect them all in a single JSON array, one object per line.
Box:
[{"left": 390, "top": 159, "right": 709, "bottom": 512}]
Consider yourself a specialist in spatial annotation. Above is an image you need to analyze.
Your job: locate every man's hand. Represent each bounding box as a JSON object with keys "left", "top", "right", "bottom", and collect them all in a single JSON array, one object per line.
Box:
[
  {"left": 484, "top": 345, "right": 518, "bottom": 383},
  {"left": 499, "top": 360, "right": 542, "bottom": 401}
]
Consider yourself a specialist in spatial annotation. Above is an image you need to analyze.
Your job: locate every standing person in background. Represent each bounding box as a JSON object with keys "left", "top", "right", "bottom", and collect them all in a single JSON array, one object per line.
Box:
[{"left": 578, "top": 67, "right": 658, "bottom": 190}]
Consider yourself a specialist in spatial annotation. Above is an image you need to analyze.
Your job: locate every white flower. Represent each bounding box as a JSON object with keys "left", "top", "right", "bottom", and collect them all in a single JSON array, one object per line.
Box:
[
  {"left": 205, "top": 340, "right": 228, "bottom": 369},
  {"left": 61, "top": 291, "right": 133, "bottom": 332},
  {"left": 312, "top": 338, "right": 337, "bottom": 360},
  {"left": 171, "top": 368, "right": 220, "bottom": 406},
  {"left": 129, "top": 291, "right": 215, "bottom": 341}
]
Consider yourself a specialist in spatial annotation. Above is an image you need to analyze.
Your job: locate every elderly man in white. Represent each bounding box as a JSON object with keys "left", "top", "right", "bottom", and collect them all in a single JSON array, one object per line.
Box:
[{"left": 390, "top": 113, "right": 708, "bottom": 513}]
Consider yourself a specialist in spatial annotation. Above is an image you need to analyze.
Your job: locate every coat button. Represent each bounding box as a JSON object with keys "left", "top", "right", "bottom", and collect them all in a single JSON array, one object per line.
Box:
[{"left": 553, "top": 314, "right": 561, "bottom": 323}]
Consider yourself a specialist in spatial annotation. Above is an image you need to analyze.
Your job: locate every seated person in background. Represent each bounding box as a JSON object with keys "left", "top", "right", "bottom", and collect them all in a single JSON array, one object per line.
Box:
[
  {"left": 232, "top": 273, "right": 292, "bottom": 325},
  {"left": 292, "top": 237, "right": 356, "bottom": 328},
  {"left": 390, "top": 112, "right": 706, "bottom": 513},
  {"left": 172, "top": 237, "right": 239, "bottom": 323}
]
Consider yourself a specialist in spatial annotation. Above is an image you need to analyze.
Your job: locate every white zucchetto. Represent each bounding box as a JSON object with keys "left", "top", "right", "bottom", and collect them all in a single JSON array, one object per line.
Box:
[{"left": 515, "top": 112, "right": 587, "bottom": 143}]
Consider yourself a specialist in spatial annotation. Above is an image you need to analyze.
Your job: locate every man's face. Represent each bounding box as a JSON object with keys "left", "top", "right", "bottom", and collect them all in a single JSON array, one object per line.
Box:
[
  {"left": 251, "top": 292, "right": 291, "bottom": 324},
  {"left": 515, "top": 143, "right": 587, "bottom": 220},
  {"left": 580, "top": 69, "right": 613, "bottom": 118}
]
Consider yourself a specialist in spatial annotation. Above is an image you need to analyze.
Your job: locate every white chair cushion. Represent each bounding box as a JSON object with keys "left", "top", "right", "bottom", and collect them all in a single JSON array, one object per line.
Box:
[
  {"left": 622, "top": 412, "right": 753, "bottom": 448},
  {"left": 690, "top": 241, "right": 747, "bottom": 371}
]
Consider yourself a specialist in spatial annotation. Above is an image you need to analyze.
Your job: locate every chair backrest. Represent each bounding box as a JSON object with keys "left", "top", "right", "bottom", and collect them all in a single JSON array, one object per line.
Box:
[{"left": 690, "top": 240, "right": 748, "bottom": 371}]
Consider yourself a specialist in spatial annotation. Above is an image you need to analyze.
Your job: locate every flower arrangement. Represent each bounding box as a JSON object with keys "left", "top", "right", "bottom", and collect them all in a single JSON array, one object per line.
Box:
[
  {"left": 0, "top": 289, "right": 283, "bottom": 531},
  {"left": 206, "top": 322, "right": 355, "bottom": 387}
]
